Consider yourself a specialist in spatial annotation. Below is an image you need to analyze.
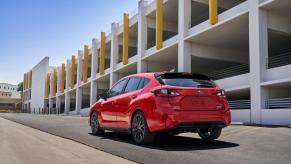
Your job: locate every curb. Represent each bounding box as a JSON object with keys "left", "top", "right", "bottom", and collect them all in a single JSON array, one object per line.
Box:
[{"left": 231, "top": 122, "right": 244, "bottom": 125}]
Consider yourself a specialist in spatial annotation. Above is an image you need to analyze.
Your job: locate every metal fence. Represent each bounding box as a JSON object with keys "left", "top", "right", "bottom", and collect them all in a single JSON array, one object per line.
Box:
[
  {"left": 267, "top": 52, "right": 291, "bottom": 69},
  {"left": 207, "top": 64, "right": 249, "bottom": 80},
  {"left": 228, "top": 100, "right": 251, "bottom": 110},
  {"left": 266, "top": 98, "right": 291, "bottom": 109}
]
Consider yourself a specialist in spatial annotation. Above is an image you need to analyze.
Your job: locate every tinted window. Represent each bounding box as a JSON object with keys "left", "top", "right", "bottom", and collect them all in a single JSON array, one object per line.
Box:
[
  {"left": 156, "top": 73, "right": 215, "bottom": 88},
  {"left": 108, "top": 79, "right": 127, "bottom": 97},
  {"left": 124, "top": 77, "right": 141, "bottom": 93},
  {"left": 137, "top": 78, "right": 144, "bottom": 89},
  {"left": 143, "top": 78, "right": 150, "bottom": 87},
  {"left": 137, "top": 78, "right": 150, "bottom": 89}
]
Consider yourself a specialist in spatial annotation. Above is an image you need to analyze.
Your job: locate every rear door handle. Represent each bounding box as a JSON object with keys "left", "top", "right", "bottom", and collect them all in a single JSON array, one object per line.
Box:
[
  {"left": 112, "top": 100, "right": 116, "bottom": 105},
  {"left": 131, "top": 95, "right": 137, "bottom": 99}
]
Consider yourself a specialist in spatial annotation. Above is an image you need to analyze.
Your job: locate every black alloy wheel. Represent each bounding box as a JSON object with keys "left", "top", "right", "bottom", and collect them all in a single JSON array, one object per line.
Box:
[
  {"left": 90, "top": 111, "right": 104, "bottom": 135},
  {"left": 132, "top": 111, "right": 155, "bottom": 144}
]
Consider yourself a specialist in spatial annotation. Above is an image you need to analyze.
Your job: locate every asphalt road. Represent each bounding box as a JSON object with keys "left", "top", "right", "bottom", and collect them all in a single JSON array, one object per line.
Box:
[{"left": 1, "top": 113, "right": 291, "bottom": 164}]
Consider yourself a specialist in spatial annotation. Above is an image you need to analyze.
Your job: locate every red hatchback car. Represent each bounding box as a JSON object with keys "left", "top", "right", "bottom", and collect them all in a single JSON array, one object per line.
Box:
[{"left": 89, "top": 72, "right": 231, "bottom": 144}]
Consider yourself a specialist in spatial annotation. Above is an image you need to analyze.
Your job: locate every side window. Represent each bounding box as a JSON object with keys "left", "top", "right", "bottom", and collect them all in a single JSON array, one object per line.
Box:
[
  {"left": 124, "top": 77, "right": 141, "bottom": 93},
  {"left": 143, "top": 78, "right": 150, "bottom": 87},
  {"left": 108, "top": 79, "right": 127, "bottom": 98},
  {"left": 137, "top": 78, "right": 145, "bottom": 90},
  {"left": 137, "top": 78, "right": 150, "bottom": 89}
]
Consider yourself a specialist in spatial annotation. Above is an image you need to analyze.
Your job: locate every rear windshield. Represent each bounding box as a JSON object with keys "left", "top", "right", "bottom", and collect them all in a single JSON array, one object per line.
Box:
[{"left": 155, "top": 73, "right": 215, "bottom": 88}]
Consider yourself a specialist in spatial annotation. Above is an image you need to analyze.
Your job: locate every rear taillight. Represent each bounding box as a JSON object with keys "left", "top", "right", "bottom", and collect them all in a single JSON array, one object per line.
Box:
[
  {"left": 217, "top": 89, "right": 226, "bottom": 98},
  {"left": 216, "top": 90, "right": 226, "bottom": 110},
  {"left": 152, "top": 88, "right": 180, "bottom": 97}
]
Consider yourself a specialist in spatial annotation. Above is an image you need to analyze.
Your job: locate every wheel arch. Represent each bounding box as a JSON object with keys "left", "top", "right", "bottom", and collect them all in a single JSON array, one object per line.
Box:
[
  {"left": 88, "top": 107, "right": 101, "bottom": 126},
  {"left": 129, "top": 107, "right": 144, "bottom": 128},
  {"left": 88, "top": 108, "right": 95, "bottom": 126}
]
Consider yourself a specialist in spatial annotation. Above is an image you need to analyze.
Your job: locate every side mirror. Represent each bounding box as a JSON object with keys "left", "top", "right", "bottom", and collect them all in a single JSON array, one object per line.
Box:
[{"left": 99, "top": 92, "right": 108, "bottom": 100}]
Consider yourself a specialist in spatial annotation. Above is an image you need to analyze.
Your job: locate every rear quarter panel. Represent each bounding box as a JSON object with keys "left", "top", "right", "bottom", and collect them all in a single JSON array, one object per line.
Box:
[{"left": 130, "top": 78, "right": 168, "bottom": 132}]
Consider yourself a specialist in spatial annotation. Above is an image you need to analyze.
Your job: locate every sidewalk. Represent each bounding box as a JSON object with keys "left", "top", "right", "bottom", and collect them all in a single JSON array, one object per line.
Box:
[{"left": 0, "top": 117, "right": 135, "bottom": 164}]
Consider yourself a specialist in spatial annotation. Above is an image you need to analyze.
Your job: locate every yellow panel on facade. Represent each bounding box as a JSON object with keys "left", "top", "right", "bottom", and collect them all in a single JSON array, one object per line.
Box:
[
  {"left": 24, "top": 73, "right": 27, "bottom": 90},
  {"left": 60, "top": 64, "right": 65, "bottom": 93},
  {"left": 23, "top": 73, "right": 26, "bottom": 91},
  {"left": 156, "top": 0, "right": 164, "bottom": 50},
  {"left": 123, "top": 13, "right": 129, "bottom": 65},
  {"left": 83, "top": 45, "right": 89, "bottom": 83},
  {"left": 28, "top": 71, "right": 31, "bottom": 89},
  {"left": 209, "top": 0, "right": 218, "bottom": 25},
  {"left": 52, "top": 69, "right": 57, "bottom": 96},
  {"left": 29, "top": 70, "right": 32, "bottom": 88},
  {"left": 25, "top": 72, "right": 29, "bottom": 90},
  {"left": 70, "top": 56, "right": 76, "bottom": 89},
  {"left": 99, "top": 32, "right": 106, "bottom": 75},
  {"left": 45, "top": 73, "right": 50, "bottom": 98},
  {"left": 26, "top": 72, "right": 29, "bottom": 90}
]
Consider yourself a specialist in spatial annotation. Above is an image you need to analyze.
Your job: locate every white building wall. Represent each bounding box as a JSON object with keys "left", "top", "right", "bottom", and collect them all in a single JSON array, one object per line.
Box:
[
  {"left": 261, "top": 109, "right": 291, "bottom": 125},
  {"left": 231, "top": 110, "right": 251, "bottom": 124},
  {"left": 30, "top": 57, "right": 49, "bottom": 113}
]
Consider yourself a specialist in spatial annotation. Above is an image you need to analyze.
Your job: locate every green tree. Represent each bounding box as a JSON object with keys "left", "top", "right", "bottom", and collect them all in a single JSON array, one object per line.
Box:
[{"left": 17, "top": 82, "right": 23, "bottom": 98}]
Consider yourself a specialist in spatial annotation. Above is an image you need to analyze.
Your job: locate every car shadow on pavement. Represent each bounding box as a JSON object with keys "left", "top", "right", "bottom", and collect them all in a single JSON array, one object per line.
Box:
[{"left": 89, "top": 132, "right": 239, "bottom": 151}]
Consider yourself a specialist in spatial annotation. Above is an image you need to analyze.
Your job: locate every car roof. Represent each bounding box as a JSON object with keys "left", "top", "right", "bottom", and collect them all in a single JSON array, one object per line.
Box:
[
  {"left": 118, "top": 72, "right": 211, "bottom": 82},
  {"left": 126, "top": 73, "right": 156, "bottom": 78},
  {"left": 116, "top": 73, "right": 156, "bottom": 83}
]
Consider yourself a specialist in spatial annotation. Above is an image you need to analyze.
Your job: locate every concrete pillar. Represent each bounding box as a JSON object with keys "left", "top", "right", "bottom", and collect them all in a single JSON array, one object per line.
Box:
[
  {"left": 64, "top": 59, "right": 71, "bottom": 114},
  {"left": 48, "top": 72, "right": 54, "bottom": 114},
  {"left": 178, "top": 0, "right": 192, "bottom": 72},
  {"left": 110, "top": 22, "right": 119, "bottom": 87},
  {"left": 76, "top": 51, "right": 83, "bottom": 114},
  {"left": 249, "top": 0, "right": 268, "bottom": 124},
  {"left": 56, "top": 67, "right": 62, "bottom": 114},
  {"left": 76, "top": 87, "right": 82, "bottom": 114},
  {"left": 48, "top": 98, "right": 53, "bottom": 114},
  {"left": 56, "top": 67, "right": 61, "bottom": 114},
  {"left": 90, "top": 38, "right": 99, "bottom": 106},
  {"left": 56, "top": 98, "right": 60, "bottom": 114},
  {"left": 137, "top": 0, "right": 148, "bottom": 73}
]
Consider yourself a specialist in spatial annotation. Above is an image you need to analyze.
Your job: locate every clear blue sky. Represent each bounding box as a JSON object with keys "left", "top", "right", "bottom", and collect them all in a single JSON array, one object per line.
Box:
[{"left": 0, "top": 0, "right": 139, "bottom": 85}]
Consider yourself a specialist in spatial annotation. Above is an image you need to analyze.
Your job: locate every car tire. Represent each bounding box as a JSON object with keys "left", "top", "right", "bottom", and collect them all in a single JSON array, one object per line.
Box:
[
  {"left": 131, "top": 111, "right": 155, "bottom": 145},
  {"left": 90, "top": 111, "right": 104, "bottom": 135},
  {"left": 198, "top": 128, "right": 222, "bottom": 141}
]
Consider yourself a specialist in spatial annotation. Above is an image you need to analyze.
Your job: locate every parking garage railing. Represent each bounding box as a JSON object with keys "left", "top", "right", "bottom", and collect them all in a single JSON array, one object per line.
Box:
[
  {"left": 148, "top": 0, "right": 155, "bottom": 5},
  {"left": 129, "top": 7, "right": 138, "bottom": 17},
  {"left": 267, "top": 52, "right": 291, "bottom": 69},
  {"left": 207, "top": 64, "right": 249, "bottom": 80},
  {"left": 228, "top": 100, "right": 251, "bottom": 110},
  {"left": 266, "top": 98, "right": 291, "bottom": 109}
]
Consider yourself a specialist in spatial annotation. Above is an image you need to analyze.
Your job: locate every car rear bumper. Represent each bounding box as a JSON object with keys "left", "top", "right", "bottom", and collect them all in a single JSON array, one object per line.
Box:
[
  {"left": 177, "top": 121, "right": 226, "bottom": 129},
  {"left": 164, "top": 121, "right": 227, "bottom": 134},
  {"left": 163, "top": 110, "right": 230, "bottom": 131},
  {"left": 147, "top": 102, "right": 231, "bottom": 132}
]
